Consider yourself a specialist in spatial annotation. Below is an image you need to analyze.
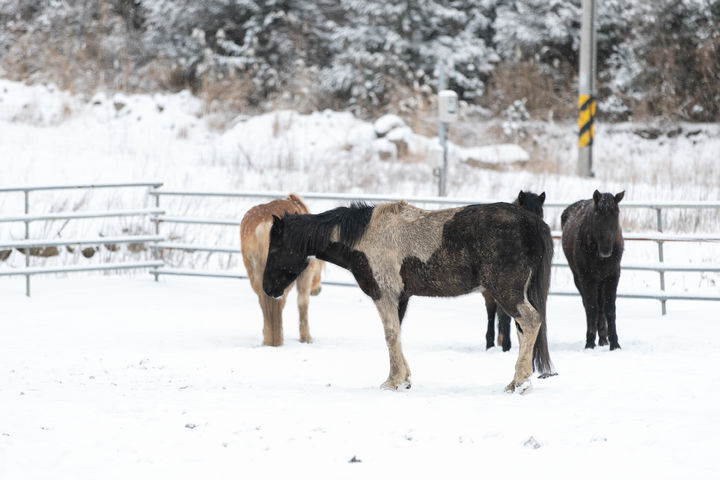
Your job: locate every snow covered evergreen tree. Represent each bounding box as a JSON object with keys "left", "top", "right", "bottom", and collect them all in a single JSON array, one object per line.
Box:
[
  {"left": 0, "top": 0, "right": 717, "bottom": 120},
  {"left": 321, "top": 1, "right": 499, "bottom": 112}
]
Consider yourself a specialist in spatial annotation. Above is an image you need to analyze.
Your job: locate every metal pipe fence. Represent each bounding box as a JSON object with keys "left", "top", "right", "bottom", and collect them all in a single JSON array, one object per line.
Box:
[
  {"left": 149, "top": 189, "right": 720, "bottom": 313},
  {"left": 0, "top": 182, "right": 164, "bottom": 296},
  {"left": 2, "top": 184, "right": 717, "bottom": 308}
]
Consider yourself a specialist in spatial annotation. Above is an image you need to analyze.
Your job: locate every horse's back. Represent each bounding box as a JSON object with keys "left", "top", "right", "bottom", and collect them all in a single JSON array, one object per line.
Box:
[
  {"left": 371, "top": 201, "right": 549, "bottom": 259},
  {"left": 561, "top": 199, "right": 590, "bottom": 229},
  {"left": 385, "top": 202, "right": 551, "bottom": 298}
]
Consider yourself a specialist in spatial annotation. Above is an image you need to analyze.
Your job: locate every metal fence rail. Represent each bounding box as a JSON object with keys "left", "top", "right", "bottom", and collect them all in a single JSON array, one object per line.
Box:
[
  {"left": 149, "top": 189, "right": 720, "bottom": 313},
  {"left": 0, "top": 182, "right": 164, "bottom": 296},
  {"left": 2, "top": 184, "right": 717, "bottom": 308}
]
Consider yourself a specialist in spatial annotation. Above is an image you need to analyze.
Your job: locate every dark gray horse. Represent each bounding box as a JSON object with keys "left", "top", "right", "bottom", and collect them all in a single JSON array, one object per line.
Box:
[
  {"left": 561, "top": 190, "right": 625, "bottom": 350},
  {"left": 263, "top": 200, "right": 555, "bottom": 393},
  {"left": 484, "top": 190, "right": 546, "bottom": 351}
]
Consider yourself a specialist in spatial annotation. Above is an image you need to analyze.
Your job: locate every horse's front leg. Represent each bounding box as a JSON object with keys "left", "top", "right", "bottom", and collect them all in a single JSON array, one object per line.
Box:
[
  {"left": 294, "top": 268, "right": 314, "bottom": 343},
  {"left": 497, "top": 308, "right": 512, "bottom": 352},
  {"left": 375, "top": 296, "right": 411, "bottom": 390},
  {"left": 601, "top": 275, "right": 621, "bottom": 350},
  {"left": 580, "top": 281, "right": 601, "bottom": 349},
  {"left": 483, "top": 291, "right": 497, "bottom": 350}
]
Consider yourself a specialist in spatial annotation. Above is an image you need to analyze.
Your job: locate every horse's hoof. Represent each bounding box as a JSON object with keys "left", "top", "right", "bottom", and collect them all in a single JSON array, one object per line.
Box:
[
  {"left": 381, "top": 379, "right": 410, "bottom": 391},
  {"left": 598, "top": 337, "right": 608, "bottom": 346},
  {"left": 505, "top": 379, "right": 532, "bottom": 394},
  {"left": 538, "top": 372, "right": 558, "bottom": 379},
  {"left": 299, "top": 336, "right": 313, "bottom": 344},
  {"left": 610, "top": 343, "right": 621, "bottom": 351},
  {"left": 501, "top": 344, "right": 511, "bottom": 352},
  {"left": 584, "top": 343, "right": 596, "bottom": 349}
]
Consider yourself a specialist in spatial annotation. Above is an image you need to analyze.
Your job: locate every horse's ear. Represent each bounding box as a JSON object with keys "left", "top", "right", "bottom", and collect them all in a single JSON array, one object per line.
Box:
[
  {"left": 271, "top": 215, "right": 283, "bottom": 234},
  {"left": 593, "top": 190, "right": 601, "bottom": 204},
  {"left": 518, "top": 190, "right": 526, "bottom": 204},
  {"left": 614, "top": 191, "right": 625, "bottom": 204},
  {"left": 539, "top": 192, "right": 546, "bottom": 205}
]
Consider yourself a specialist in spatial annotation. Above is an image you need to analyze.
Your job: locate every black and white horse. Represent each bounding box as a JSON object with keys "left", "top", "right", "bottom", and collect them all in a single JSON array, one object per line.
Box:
[
  {"left": 484, "top": 190, "right": 546, "bottom": 351},
  {"left": 263, "top": 200, "right": 556, "bottom": 393},
  {"left": 561, "top": 190, "right": 625, "bottom": 350}
]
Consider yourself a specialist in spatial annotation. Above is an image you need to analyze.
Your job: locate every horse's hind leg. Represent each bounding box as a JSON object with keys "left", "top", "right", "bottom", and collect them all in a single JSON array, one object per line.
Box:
[
  {"left": 494, "top": 274, "right": 541, "bottom": 393},
  {"left": 504, "top": 299, "right": 541, "bottom": 394},
  {"left": 483, "top": 291, "right": 497, "bottom": 350},
  {"left": 375, "top": 296, "right": 411, "bottom": 390}
]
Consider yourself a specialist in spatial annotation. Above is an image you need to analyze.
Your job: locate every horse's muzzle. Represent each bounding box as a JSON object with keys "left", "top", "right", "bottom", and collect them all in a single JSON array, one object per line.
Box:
[
  {"left": 599, "top": 249, "right": 612, "bottom": 258},
  {"left": 263, "top": 283, "right": 283, "bottom": 298}
]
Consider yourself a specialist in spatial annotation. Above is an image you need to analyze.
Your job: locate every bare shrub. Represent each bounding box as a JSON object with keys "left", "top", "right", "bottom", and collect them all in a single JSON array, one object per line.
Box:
[{"left": 483, "top": 61, "right": 576, "bottom": 121}]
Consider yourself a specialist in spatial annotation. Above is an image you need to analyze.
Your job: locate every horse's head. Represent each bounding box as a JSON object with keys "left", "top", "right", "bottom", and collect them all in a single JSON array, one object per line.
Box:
[
  {"left": 591, "top": 190, "right": 625, "bottom": 258},
  {"left": 516, "top": 190, "right": 546, "bottom": 218},
  {"left": 263, "top": 215, "right": 309, "bottom": 298}
]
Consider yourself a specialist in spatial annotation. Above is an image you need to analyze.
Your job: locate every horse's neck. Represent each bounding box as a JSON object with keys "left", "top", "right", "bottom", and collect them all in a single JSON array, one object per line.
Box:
[
  {"left": 579, "top": 204, "right": 597, "bottom": 246},
  {"left": 286, "top": 212, "right": 338, "bottom": 257}
]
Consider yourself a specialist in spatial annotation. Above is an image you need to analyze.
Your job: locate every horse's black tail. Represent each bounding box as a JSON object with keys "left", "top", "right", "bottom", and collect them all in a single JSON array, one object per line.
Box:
[{"left": 529, "top": 223, "right": 556, "bottom": 377}]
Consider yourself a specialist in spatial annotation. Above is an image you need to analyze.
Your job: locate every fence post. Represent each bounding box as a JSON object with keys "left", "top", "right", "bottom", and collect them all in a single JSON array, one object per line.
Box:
[
  {"left": 24, "top": 189, "right": 31, "bottom": 297},
  {"left": 152, "top": 189, "right": 160, "bottom": 282},
  {"left": 655, "top": 207, "right": 667, "bottom": 315}
]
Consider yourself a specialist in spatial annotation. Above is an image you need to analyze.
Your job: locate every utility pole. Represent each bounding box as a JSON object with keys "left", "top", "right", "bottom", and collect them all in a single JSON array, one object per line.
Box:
[
  {"left": 436, "top": 64, "right": 458, "bottom": 196},
  {"left": 437, "top": 65, "right": 448, "bottom": 197},
  {"left": 578, "top": 0, "right": 597, "bottom": 177}
]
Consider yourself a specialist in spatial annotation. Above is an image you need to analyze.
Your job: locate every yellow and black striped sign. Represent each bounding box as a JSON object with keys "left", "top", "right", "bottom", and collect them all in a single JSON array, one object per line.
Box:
[{"left": 578, "top": 94, "right": 596, "bottom": 147}]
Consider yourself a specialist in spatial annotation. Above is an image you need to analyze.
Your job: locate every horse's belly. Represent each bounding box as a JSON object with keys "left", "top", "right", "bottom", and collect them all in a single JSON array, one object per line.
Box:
[{"left": 400, "top": 257, "right": 481, "bottom": 297}]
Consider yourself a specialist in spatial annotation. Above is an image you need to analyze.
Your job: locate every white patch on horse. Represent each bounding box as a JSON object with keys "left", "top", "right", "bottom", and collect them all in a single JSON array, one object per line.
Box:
[{"left": 357, "top": 201, "right": 460, "bottom": 293}]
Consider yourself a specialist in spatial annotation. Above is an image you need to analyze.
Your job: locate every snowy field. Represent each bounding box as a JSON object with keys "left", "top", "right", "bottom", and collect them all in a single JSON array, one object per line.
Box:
[{"left": 2, "top": 274, "right": 719, "bottom": 479}]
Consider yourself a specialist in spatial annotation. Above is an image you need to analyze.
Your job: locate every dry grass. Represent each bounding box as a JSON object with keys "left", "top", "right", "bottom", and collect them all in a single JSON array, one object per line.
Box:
[{"left": 483, "top": 61, "right": 576, "bottom": 121}]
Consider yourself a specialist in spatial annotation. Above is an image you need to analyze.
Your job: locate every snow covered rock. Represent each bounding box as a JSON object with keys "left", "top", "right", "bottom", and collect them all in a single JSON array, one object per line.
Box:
[
  {"left": 373, "top": 114, "right": 406, "bottom": 137},
  {"left": 456, "top": 143, "right": 530, "bottom": 170}
]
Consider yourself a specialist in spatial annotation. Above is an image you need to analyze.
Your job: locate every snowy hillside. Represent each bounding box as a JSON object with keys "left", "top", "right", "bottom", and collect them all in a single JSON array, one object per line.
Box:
[{"left": 1, "top": 79, "right": 718, "bottom": 298}]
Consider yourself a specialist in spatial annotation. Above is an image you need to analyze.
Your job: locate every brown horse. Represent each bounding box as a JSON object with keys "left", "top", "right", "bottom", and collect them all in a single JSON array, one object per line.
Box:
[{"left": 240, "top": 194, "right": 323, "bottom": 346}]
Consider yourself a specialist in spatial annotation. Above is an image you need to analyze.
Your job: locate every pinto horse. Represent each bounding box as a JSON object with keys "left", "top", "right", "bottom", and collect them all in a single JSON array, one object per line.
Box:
[
  {"left": 240, "top": 194, "right": 323, "bottom": 346},
  {"left": 561, "top": 190, "right": 625, "bottom": 350},
  {"left": 484, "top": 190, "right": 546, "bottom": 351},
  {"left": 263, "top": 200, "right": 555, "bottom": 393}
]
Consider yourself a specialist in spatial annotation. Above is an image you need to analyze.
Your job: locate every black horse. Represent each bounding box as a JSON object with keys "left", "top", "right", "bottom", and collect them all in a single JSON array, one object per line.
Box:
[
  {"left": 263, "top": 200, "right": 555, "bottom": 393},
  {"left": 484, "top": 190, "right": 546, "bottom": 351},
  {"left": 561, "top": 190, "right": 625, "bottom": 350}
]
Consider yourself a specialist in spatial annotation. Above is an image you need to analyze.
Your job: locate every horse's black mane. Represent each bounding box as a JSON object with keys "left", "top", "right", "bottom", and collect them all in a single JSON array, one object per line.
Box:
[{"left": 282, "top": 202, "right": 375, "bottom": 254}]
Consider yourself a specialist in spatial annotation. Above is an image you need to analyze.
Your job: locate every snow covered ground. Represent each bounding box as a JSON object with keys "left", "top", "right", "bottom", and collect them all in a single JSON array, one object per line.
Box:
[{"left": 1, "top": 275, "right": 718, "bottom": 479}]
